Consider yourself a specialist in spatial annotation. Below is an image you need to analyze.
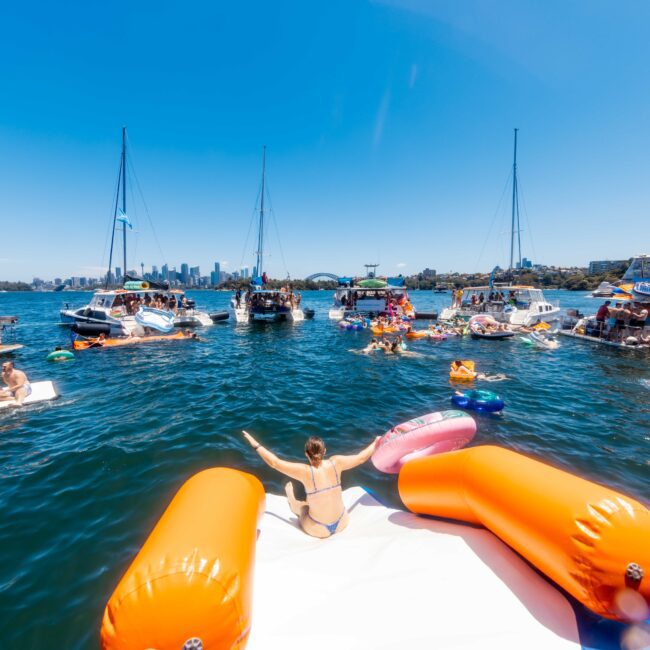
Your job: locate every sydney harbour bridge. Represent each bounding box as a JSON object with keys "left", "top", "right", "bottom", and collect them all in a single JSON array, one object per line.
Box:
[{"left": 304, "top": 273, "right": 339, "bottom": 282}]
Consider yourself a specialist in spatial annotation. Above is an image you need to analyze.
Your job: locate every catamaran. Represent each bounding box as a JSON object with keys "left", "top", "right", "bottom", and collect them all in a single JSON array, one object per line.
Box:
[
  {"left": 59, "top": 128, "right": 212, "bottom": 336},
  {"left": 230, "top": 147, "right": 304, "bottom": 323},
  {"left": 439, "top": 129, "right": 560, "bottom": 327}
]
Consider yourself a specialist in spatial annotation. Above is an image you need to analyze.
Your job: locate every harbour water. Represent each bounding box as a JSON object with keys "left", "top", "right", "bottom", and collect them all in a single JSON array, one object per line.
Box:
[{"left": 0, "top": 289, "right": 648, "bottom": 648}]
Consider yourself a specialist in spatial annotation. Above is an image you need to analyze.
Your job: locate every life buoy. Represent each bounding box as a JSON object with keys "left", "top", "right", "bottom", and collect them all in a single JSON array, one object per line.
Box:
[
  {"left": 46, "top": 350, "right": 74, "bottom": 362},
  {"left": 451, "top": 389, "right": 504, "bottom": 412}
]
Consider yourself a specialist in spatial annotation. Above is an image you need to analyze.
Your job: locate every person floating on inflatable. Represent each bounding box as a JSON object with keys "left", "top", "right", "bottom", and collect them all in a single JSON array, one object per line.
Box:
[
  {"left": 242, "top": 430, "right": 378, "bottom": 539},
  {"left": 450, "top": 359, "right": 507, "bottom": 382}
]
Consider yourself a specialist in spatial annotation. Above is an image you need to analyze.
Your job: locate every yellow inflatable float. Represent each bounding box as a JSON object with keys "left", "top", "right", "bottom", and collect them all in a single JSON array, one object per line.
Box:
[
  {"left": 398, "top": 446, "right": 650, "bottom": 621},
  {"left": 449, "top": 359, "right": 476, "bottom": 381},
  {"left": 101, "top": 468, "right": 265, "bottom": 650}
]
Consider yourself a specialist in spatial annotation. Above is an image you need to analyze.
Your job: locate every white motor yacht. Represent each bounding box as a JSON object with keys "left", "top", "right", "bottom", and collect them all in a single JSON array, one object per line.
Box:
[
  {"left": 60, "top": 287, "right": 212, "bottom": 336},
  {"left": 328, "top": 275, "right": 414, "bottom": 320}
]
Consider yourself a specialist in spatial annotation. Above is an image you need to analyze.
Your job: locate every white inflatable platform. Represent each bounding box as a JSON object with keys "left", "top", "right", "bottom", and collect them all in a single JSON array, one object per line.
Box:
[
  {"left": 0, "top": 380, "right": 58, "bottom": 409},
  {"left": 248, "top": 487, "right": 582, "bottom": 650}
]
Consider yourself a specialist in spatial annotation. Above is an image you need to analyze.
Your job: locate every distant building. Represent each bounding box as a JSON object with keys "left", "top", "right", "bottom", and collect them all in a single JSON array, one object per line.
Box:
[
  {"left": 115, "top": 267, "right": 122, "bottom": 280},
  {"left": 241, "top": 266, "right": 249, "bottom": 279},
  {"left": 162, "top": 264, "right": 169, "bottom": 281},
  {"left": 210, "top": 271, "right": 218, "bottom": 286},
  {"left": 252, "top": 266, "right": 257, "bottom": 278},
  {"left": 588, "top": 260, "right": 627, "bottom": 275},
  {"left": 521, "top": 257, "right": 533, "bottom": 269},
  {"left": 214, "top": 262, "right": 221, "bottom": 281},
  {"left": 421, "top": 268, "right": 436, "bottom": 279},
  {"left": 181, "top": 263, "right": 189, "bottom": 284},
  {"left": 190, "top": 266, "right": 200, "bottom": 279}
]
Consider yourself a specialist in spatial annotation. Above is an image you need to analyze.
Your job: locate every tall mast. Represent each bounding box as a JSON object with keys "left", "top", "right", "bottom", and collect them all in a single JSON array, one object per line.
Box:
[
  {"left": 256, "top": 145, "right": 266, "bottom": 277},
  {"left": 121, "top": 126, "right": 127, "bottom": 278},
  {"left": 509, "top": 128, "right": 521, "bottom": 275},
  {"left": 106, "top": 129, "right": 123, "bottom": 288}
]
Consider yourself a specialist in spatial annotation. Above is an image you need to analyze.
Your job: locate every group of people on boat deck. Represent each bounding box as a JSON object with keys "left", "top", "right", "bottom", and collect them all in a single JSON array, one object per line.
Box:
[
  {"left": 235, "top": 287, "right": 302, "bottom": 309},
  {"left": 112, "top": 293, "right": 188, "bottom": 316},
  {"left": 459, "top": 290, "right": 525, "bottom": 312},
  {"left": 594, "top": 300, "right": 649, "bottom": 344}
]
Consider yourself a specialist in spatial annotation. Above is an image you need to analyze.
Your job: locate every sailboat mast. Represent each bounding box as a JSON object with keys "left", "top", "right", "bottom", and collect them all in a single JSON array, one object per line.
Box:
[
  {"left": 106, "top": 130, "right": 123, "bottom": 288},
  {"left": 256, "top": 145, "right": 266, "bottom": 277},
  {"left": 121, "top": 126, "right": 127, "bottom": 278},
  {"left": 509, "top": 128, "right": 520, "bottom": 274}
]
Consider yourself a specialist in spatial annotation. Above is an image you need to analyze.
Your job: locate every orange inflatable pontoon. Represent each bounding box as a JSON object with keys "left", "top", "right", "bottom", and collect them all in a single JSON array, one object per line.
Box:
[
  {"left": 398, "top": 446, "right": 650, "bottom": 621},
  {"left": 101, "top": 468, "right": 265, "bottom": 650},
  {"left": 74, "top": 331, "right": 191, "bottom": 350}
]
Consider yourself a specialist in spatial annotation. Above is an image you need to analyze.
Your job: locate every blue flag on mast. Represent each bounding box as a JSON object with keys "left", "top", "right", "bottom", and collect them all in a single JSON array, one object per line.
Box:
[{"left": 117, "top": 209, "right": 132, "bottom": 229}]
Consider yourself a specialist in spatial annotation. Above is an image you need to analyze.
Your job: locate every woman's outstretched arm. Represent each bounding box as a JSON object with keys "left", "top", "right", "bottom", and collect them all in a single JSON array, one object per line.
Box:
[
  {"left": 331, "top": 436, "right": 381, "bottom": 472},
  {"left": 242, "top": 430, "right": 307, "bottom": 482}
]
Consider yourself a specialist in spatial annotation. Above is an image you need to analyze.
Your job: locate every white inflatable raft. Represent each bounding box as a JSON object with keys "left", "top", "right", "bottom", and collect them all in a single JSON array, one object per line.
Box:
[
  {"left": 248, "top": 487, "right": 582, "bottom": 650},
  {"left": 0, "top": 380, "right": 58, "bottom": 409}
]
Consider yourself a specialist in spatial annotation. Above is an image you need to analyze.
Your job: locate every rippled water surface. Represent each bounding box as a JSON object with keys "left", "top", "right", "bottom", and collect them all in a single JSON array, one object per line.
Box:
[{"left": 0, "top": 290, "right": 648, "bottom": 648}]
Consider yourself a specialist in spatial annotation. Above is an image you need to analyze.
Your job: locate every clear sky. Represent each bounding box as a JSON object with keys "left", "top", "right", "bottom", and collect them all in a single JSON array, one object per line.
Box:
[{"left": 1, "top": 0, "right": 649, "bottom": 281}]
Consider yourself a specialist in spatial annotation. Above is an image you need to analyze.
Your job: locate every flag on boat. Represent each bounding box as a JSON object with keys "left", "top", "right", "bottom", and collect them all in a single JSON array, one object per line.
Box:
[{"left": 117, "top": 210, "right": 132, "bottom": 229}]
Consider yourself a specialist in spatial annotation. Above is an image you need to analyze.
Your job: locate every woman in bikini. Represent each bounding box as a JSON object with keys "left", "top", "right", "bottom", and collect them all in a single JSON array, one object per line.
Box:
[{"left": 242, "top": 431, "right": 379, "bottom": 539}]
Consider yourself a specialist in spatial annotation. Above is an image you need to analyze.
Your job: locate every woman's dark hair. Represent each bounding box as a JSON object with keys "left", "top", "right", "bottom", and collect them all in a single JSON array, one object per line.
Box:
[{"left": 305, "top": 436, "right": 326, "bottom": 467}]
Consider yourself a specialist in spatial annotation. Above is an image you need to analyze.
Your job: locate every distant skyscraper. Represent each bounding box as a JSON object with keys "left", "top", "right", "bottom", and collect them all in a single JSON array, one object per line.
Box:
[
  {"left": 252, "top": 265, "right": 257, "bottom": 278},
  {"left": 181, "top": 263, "right": 189, "bottom": 284},
  {"left": 241, "top": 266, "right": 249, "bottom": 279},
  {"left": 214, "top": 262, "right": 220, "bottom": 279},
  {"left": 190, "top": 266, "right": 200, "bottom": 279},
  {"left": 162, "top": 264, "right": 169, "bottom": 281},
  {"left": 115, "top": 267, "right": 122, "bottom": 280},
  {"left": 210, "top": 271, "right": 218, "bottom": 286}
]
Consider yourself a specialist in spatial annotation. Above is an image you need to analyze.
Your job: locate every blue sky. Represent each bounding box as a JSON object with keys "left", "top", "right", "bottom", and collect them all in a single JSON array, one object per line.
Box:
[{"left": 1, "top": 0, "right": 649, "bottom": 281}]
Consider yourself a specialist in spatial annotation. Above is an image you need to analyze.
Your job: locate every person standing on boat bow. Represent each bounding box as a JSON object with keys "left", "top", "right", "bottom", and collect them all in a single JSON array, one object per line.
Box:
[{"left": 242, "top": 430, "right": 379, "bottom": 539}]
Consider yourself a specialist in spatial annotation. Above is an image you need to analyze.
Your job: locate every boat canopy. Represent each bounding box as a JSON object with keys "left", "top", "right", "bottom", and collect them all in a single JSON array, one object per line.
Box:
[
  {"left": 387, "top": 277, "right": 406, "bottom": 287},
  {"left": 251, "top": 277, "right": 264, "bottom": 286},
  {"left": 357, "top": 279, "right": 388, "bottom": 289},
  {"left": 337, "top": 277, "right": 353, "bottom": 287}
]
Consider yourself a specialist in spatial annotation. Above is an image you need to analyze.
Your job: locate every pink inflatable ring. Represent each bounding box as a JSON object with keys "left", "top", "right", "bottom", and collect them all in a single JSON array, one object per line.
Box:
[{"left": 371, "top": 410, "right": 476, "bottom": 474}]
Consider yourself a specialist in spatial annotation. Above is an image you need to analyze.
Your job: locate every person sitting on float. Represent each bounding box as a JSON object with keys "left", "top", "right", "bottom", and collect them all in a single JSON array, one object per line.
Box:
[
  {"left": 242, "top": 431, "right": 379, "bottom": 538},
  {"left": 450, "top": 359, "right": 478, "bottom": 379}
]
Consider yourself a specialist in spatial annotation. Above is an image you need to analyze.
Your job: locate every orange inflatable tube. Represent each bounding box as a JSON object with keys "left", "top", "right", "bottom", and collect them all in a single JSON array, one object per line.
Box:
[
  {"left": 74, "top": 331, "right": 190, "bottom": 350},
  {"left": 398, "top": 446, "right": 650, "bottom": 621},
  {"left": 101, "top": 468, "right": 265, "bottom": 650}
]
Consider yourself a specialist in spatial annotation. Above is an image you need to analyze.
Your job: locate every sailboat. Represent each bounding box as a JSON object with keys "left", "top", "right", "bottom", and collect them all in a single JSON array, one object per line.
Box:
[
  {"left": 60, "top": 128, "right": 212, "bottom": 336},
  {"left": 439, "top": 129, "right": 560, "bottom": 327},
  {"left": 230, "top": 147, "right": 305, "bottom": 323}
]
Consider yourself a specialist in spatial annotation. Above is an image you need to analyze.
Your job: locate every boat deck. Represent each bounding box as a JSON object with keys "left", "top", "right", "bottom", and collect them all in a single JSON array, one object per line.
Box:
[{"left": 248, "top": 487, "right": 589, "bottom": 649}]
